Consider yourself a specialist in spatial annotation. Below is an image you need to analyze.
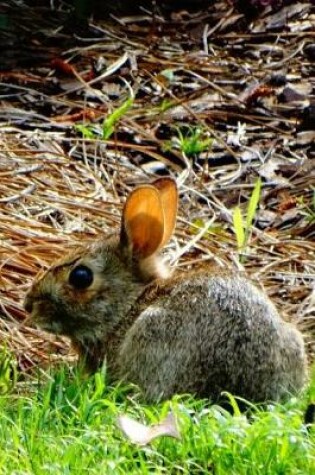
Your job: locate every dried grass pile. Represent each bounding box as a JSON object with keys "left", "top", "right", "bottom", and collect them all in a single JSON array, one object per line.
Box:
[{"left": 0, "top": 0, "right": 314, "bottom": 375}]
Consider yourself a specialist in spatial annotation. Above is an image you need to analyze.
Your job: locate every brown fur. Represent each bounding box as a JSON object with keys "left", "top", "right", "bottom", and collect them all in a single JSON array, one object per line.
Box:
[{"left": 24, "top": 179, "right": 307, "bottom": 403}]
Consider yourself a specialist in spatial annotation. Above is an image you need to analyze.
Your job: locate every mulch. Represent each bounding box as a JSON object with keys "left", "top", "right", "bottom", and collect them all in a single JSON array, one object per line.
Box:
[{"left": 0, "top": 0, "right": 314, "bottom": 375}]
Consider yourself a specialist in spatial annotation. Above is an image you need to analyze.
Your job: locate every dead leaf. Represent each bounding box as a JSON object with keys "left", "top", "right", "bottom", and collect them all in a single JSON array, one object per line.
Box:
[
  {"left": 296, "top": 131, "right": 315, "bottom": 146},
  {"left": 239, "top": 83, "right": 274, "bottom": 106},
  {"left": 256, "top": 209, "right": 278, "bottom": 229},
  {"left": 117, "top": 411, "right": 181, "bottom": 446},
  {"left": 281, "top": 83, "right": 312, "bottom": 103},
  {"left": 251, "top": 3, "right": 311, "bottom": 33},
  {"left": 267, "top": 3, "right": 311, "bottom": 31},
  {"left": 259, "top": 158, "right": 291, "bottom": 186},
  {"left": 274, "top": 208, "right": 303, "bottom": 229},
  {"left": 51, "top": 58, "right": 76, "bottom": 76},
  {"left": 277, "top": 192, "right": 297, "bottom": 212}
]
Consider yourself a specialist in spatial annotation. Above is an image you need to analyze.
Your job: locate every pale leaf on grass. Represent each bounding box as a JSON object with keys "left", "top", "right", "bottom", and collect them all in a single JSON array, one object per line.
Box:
[{"left": 117, "top": 411, "right": 180, "bottom": 446}]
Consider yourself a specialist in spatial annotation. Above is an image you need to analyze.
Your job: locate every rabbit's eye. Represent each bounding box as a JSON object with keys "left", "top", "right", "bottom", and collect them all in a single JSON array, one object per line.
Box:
[{"left": 69, "top": 265, "right": 93, "bottom": 289}]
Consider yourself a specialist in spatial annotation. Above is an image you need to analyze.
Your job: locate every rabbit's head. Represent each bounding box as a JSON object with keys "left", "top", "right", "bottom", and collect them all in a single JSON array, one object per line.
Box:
[{"left": 24, "top": 178, "right": 178, "bottom": 341}]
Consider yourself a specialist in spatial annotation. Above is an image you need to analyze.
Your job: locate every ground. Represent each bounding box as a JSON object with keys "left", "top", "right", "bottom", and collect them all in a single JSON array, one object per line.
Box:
[
  {"left": 0, "top": 2, "right": 314, "bottom": 473},
  {"left": 0, "top": 0, "right": 314, "bottom": 373}
]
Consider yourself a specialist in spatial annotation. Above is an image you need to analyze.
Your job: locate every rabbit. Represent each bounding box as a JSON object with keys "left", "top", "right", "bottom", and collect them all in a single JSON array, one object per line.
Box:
[{"left": 24, "top": 177, "right": 307, "bottom": 403}]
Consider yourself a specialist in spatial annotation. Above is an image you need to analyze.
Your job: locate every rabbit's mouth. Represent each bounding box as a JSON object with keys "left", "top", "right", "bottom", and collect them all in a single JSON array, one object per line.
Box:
[
  {"left": 24, "top": 294, "right": 91, "bottom": 338},
  {"left": 24, "top": 296, "right": 68, "bottom": 335}
]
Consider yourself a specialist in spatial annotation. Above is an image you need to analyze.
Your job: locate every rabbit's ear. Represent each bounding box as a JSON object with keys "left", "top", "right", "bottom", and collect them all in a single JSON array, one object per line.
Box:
[
  {"left": 152, "top": 178, "right": 178, "bottom": 247},
  {"left": 121, "top": 185, "right": 165, "bottom": 258}
]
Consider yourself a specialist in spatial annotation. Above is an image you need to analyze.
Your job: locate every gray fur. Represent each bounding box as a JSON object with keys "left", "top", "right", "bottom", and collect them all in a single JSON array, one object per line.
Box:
[
  {"left": 24, "top": 177, "right": 307, "bottom": 403},
  {"left": 24, "top": 238, "right": 307, "bottom": 403},
  {"left": 118, "top": 275, "right": 306, "bottom": 402}
]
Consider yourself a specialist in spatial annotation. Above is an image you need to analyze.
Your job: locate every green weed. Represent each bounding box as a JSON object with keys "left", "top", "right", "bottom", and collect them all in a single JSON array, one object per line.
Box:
[
  {"left": 166, "top": 126, "right": 213, "bottom": 157},
  {"left": 158, "top": 98, "right": 175, "bottom": 113},
  {"left": 232, "top": 178, "right": 262, "bottom": 258},
  {"left": 75, "top": 95, "right": 133, "bottom": 141}
]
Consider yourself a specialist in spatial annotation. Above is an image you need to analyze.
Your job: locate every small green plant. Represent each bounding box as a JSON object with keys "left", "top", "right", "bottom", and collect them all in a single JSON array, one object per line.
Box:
[
  {"left": 75, "top": 123, "right": 97, "bottom": 139},
  {"left": 166, "top": 126, "right": 213, "bottom": 157},
  {"left": 158, "top": 98, "right": 175, "bottom": 113},
  {"left": 102, "top": 96, "right": 133, "bottom": 140},
  {"left": 232, "top": 178, "right": 262, "bottom": 257},
  {"left": 75, "top": 95, "right": 134, "bottom": 140}
]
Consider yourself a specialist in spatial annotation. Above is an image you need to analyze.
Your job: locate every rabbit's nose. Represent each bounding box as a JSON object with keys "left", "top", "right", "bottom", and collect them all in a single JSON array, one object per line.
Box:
[{"left": 24, "top": 295, "right": 33, "bottom": 313}]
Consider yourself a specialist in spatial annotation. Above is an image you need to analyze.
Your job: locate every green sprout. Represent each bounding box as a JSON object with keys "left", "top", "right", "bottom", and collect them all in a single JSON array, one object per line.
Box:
[
  {"left": 232, "top": 178, "right": 262, "bottom": 258},
  {"left": 75, "top": 95, "right": 134, "bottom": 141},
  {"left": 166, "top": 126, "right": 213, "bottom": 157},
  {"left": 102, "top": 96, "right": 133, "bottom": 140},
  {"left": 158, "top": 98, "right": 175, "bottom": 113}
]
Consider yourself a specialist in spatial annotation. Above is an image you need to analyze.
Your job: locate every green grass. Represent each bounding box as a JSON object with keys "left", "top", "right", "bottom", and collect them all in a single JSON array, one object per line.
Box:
[
  {"left": 232, "top": 178, "right": 262, "bottom": 259},
  {"left": 0, "top": 367, "right": 314, "bottom": 475}
]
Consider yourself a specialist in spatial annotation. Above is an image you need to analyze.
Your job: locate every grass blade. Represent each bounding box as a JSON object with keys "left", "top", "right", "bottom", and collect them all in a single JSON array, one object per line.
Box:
[
  {"left": 233, "top": 206, "right": 245, "bottom": 250},
  {"left": 246, "top": 178, "right": 262, "bottom": 229}
]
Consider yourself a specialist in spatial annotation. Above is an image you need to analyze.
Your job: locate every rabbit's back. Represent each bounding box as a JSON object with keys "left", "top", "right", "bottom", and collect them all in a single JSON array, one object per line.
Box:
[
  {"left": 118, "top": 274, "right": 307, "bottom": 402},
  {"left": 24, "top": 179, "right": 307, "bottom": 403}
]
